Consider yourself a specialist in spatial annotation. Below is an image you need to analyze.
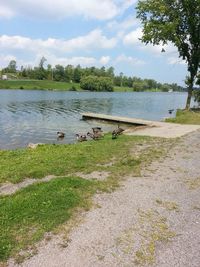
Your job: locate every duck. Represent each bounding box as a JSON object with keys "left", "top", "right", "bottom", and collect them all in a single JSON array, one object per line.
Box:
[
  {"left": 112, "top": 125, "right": 125, "bottom": 139},
  {"left": 168, "top": 109, "right": 174, "bottom": 114},
  {"left": 87, "top": 131, "right": 103, "bottom": 140},
  {"left": 92, "top": 127, "right": 103, "bottom": 133},
  {"left": 75, "top": 134, "right": 87, "bottom": 142},
  {"left": 57, "top": 131, "right": 65, "bottom": 138}
]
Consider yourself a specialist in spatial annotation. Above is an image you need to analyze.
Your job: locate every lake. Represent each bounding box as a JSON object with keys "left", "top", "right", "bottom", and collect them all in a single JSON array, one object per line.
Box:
[{"left": 0, "top": 90, "right": 191, "bottom": 149}]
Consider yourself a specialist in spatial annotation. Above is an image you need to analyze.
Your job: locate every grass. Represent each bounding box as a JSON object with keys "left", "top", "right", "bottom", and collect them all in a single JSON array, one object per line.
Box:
[
  {"left": 0, "top": 80, "right": 80, "bottom": 91},
  {"left": 114, "top": 86, "right": 134, "bottom": 92},
  {"left": 134, "top": 210, "right": 176, "bottom": 265},
  {"left": 0, "top": 135, "right": 158, "bottom": 185},
  {"left": 0, "top": 79, "right": 161, "bottom": 92},
  {"left": 185, "top": 177, "right": 200, "bottom": 190},
  {"left": 113, "top": 209, "right": 176, "bottom": 266},
  {"left": 0, "top": 134, "right": 172, "bottom": 262},
  {"left": 155, "top": 199, "right": 179, "bottom": 211},
  {"left": 0, "top": 177, "right": 98, "bottom": 261},
  {"left": 165, "top": 109, "right": 200, "bottom": 125}
]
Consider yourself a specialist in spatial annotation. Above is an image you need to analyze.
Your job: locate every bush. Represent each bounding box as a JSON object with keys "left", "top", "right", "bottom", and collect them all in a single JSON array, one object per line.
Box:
[
  {"left": 69, "top": 85, "right": 77, "bottom": 91},
  {"left": 80, "top": 75, "right": 113, "bottom": 92}
]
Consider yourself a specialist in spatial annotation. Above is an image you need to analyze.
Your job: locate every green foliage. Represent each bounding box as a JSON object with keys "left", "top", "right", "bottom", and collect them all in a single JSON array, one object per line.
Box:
[
  {"left": 2, "top": 60, "right": 17, "bottom": 74},
  {"left": 1, "top": 57, "right": 185, "bottom": 92},
  {"left": 136, "top": 0, "right": 200, "bottom": 108},
  {"left": 80, "top": 75, "right": 113, "bottom": 91}
]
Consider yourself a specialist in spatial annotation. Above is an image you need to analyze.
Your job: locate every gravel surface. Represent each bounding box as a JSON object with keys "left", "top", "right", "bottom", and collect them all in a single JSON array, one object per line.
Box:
[{"left": 9, "top": 130, "right": 200, "bottom": 267}]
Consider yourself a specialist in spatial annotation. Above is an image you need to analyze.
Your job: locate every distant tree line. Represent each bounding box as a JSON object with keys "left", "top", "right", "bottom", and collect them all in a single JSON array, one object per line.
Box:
[{"left": 1, "top": 58, "right": 185, "bottom": 92}]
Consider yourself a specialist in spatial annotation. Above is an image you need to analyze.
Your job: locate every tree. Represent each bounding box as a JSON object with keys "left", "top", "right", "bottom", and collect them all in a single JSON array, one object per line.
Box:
[
  {"left": 80, "top": 76, "right": 113, "bottom": 91},
  {"left": 4, "top": 60, "right": 17, "bottom": 73},
  {"left": 65, "top": 65, "right": 74, "bottom": 82},
  {"left": 136, "top": 0, "right": 200, "bottom": 109},
  {"left": 54, "top": 65, "right": 65, "bottom": 81},
  {"left": 73, "top": 65, "right": 82, "bottom": 83},
  {"left": 39, "top": 57, "right": 47, "bottom": 70}
]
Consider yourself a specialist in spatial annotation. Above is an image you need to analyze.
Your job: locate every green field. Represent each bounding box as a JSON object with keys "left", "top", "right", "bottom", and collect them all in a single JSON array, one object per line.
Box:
[
  {"left": 0, "top": 79, "right": 135, "bottom": 92},
  {"left": 0, "top": 80, "right": 80, "bottom": 91}
]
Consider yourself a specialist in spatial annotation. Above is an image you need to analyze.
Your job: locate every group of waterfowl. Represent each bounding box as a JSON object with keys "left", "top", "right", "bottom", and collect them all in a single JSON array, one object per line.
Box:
[{"left": 57, "top": 125, "right": 125, "bottom": 142}]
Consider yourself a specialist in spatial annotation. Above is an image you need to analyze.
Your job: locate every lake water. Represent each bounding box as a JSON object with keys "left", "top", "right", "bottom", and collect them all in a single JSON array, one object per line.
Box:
[{"left": 0, "top": 90, "right": 191, "bottom": 149}]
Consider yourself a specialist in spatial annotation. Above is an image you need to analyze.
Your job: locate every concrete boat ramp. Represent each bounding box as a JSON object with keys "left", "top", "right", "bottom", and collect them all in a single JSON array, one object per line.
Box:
[{"left": 82, "top": 112, "right": 200, "bottom": 138}]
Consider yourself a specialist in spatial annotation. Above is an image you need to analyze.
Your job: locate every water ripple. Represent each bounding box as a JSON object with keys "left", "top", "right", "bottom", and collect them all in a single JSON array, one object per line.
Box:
[{"left": 0, "top": 90, "right": 191, "bottom": 149}]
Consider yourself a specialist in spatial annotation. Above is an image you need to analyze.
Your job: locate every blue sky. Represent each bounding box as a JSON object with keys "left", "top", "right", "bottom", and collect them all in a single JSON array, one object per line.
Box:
[{"left": 0, "top": 0, "right": 187, "bottom": 85}]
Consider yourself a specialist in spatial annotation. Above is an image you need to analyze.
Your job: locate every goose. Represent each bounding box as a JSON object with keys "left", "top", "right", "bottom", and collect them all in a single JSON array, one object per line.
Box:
[
  {"left": 92, "top": 127, "right": 103, "bottom": 133},
  {"left": 57, "top": 131, "right": 65, "bottom": 138},
  {"left": 76, "top": 134, "right": 87, "bottom": 142},
  {"left": 112, "top": 125, "right": 125, "bottom": 139},
  {"left": 87, "top": 131, "right": 103, "bottom": 140}
]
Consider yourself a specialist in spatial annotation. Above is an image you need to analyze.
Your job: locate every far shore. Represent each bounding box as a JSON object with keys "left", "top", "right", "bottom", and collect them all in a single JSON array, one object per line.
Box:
[{"left": 0, "top": 79, "right": 168, "bottom": 92}]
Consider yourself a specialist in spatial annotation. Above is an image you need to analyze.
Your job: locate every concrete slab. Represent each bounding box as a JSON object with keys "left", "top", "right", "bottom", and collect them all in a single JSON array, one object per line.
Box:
[
  {"left": 125, "top": 122, "right": 200, "bottom": 138},
  {"left": 82, "top": 112, "right": 200, "bottom": 138},
  {"left": 82, "top": 112, "right": 155, "bottom": 126}
]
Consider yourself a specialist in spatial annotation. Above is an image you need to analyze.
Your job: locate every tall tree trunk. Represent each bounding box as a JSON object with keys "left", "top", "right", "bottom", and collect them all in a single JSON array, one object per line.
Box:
[
  {"left": 185, "top": 86, "right": 193, "bottom": 109},
  {"left": 185, "top": 74, "right": 195, "bottom": 110}
]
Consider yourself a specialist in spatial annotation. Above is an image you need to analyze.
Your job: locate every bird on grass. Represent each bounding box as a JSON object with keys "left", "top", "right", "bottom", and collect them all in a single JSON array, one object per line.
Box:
[
  {"left": 112, "top": 125, "right": 125, "bottom": 139},
  {"left": 75, "top": 134, "right": 87, "bottom": 142},
  {"left": 87, "top": 131, "right": 103, "bottom": 140},
  {"left": 92, "top": 127, "right": 103, "bottom": 133}
]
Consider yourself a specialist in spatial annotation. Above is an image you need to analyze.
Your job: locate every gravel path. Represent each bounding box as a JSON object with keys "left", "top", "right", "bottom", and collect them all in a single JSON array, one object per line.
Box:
[{"left": 9, "top": 130, "right": 200, "bottom": 267}]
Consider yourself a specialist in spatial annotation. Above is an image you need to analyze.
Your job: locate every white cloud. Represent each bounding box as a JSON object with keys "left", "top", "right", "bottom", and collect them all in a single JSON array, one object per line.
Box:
[
  {"left": 0, "top": 52, "right": 112, "bottom": 69},
  {"left": 107, "top": 16, "right": 139, "bottom": 31},
  {"left": 99, "top": 56, "right": 110, "bottom": 65},
  {"left": 0, "top": 4, "right": 14, "bottom": 19},
  {"left": 123, "top": 27, "right": 143, "bottom": 45},
  {"left": 0, "top": 30, "right": 117, "bottom": 54},
  {"left": 49, "top": 56, "right": 97, "bottom": 67},
  {"left": 0, "top": 55, "right": 17, "bottom": 68},
  {"left": 123, "top": 28, "right": 179, "bottom": 57},
  {"left": 0, "top": 0, "right": 135, "bottom": 20},
  {"left": 167, "top": 57, "right": 186, "bottom": 65},
  {"left": 115, "top": 54, "right": 145, "bottom": 65}
]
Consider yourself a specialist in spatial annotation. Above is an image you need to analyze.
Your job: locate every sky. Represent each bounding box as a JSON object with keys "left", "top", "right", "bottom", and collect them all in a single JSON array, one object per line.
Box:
[{"left": 0, "top": 0, "right": 188, "bottom": 85}]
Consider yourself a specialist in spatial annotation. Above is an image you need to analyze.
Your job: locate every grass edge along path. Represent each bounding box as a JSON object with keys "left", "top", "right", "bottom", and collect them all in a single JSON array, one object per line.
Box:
[{"left": 0, "top": 177, "right": 98, "bottom": 262}]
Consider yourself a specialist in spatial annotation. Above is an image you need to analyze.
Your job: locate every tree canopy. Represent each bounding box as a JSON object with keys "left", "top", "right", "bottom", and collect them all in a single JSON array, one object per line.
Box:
[
  {"left": 2, "top": 58, "right": 185, "bottom": 92},
  {"left": 136, "top": 0, "right": 200, "bottom": 108}
]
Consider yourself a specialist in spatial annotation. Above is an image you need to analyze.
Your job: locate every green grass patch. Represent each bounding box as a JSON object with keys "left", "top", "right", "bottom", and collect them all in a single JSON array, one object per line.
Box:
[
  {"left": 0, "top": 176, "right": 98, "bottom": 261},
  {"left": 113, "top": 86, "right": 134, "bottom": 92},
  {"left": 0, "top": 80, "right": 161, "bottom": 92},
  {"left": 0, "top": 80, "right": 80, "bottom": 91},
  {"left": 0, "top": 135, "right": 150, "bottom": 185},
  {"left": 165, "top": 109, "right": 200, "bottom": 125},
  {"left": 0, "top": 135, "right": 172, "bottom": 262}
]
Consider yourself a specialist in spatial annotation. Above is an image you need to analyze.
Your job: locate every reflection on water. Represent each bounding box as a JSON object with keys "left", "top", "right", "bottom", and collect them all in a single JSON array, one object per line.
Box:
[{"left": 0, "top": 90, "right": 190, "bottom": 149}]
